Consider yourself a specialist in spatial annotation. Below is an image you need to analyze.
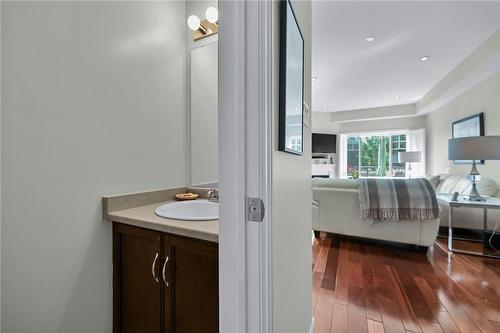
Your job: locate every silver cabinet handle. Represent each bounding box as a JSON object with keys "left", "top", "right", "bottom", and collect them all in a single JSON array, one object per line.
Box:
[
  {"left": 151, "top": 253, "right": 159, "bottom": 282},
  {"left": 162, "top": 256, "right": 169, "bottom": 287}
]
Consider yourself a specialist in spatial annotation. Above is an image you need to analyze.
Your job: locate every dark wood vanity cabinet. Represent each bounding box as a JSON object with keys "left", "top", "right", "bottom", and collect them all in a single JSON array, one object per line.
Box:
[
  {"left": 163, "top": 234, "right": 219, "bottom": 333},
  {"left": 113, "top": 223, "right": 219, "bottom": 333},
  {"left": 113, "top": 223, "right": 162, "bottom": 333}
]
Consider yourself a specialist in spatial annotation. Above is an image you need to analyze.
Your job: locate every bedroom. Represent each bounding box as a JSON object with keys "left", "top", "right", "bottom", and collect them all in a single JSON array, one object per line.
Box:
[{"left": 309, "top": 2, "right": 500, "bottom": 332}]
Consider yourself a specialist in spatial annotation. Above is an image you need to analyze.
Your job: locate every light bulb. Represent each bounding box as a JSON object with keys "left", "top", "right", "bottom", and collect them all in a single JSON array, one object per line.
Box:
[
  {"left": 205, "top": 7, "right": 218, "bottom": 24},
  {"left": 187, "top": 15, "right": 201, "bottom": 31}
]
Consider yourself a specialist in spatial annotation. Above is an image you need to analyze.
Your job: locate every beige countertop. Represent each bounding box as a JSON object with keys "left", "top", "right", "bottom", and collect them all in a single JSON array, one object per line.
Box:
[{"left": 103, "top": 187, "right": 219, "bottom": 243}]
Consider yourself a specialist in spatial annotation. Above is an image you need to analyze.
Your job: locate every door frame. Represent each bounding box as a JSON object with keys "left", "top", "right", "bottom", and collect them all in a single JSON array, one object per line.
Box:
[{"left": 218, "top": 1, "right": 273, "bottom": 332}]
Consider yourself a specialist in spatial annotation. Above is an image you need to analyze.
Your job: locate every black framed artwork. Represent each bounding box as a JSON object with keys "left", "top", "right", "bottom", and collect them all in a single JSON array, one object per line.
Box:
[
  {"left": 452, "top": 112, "right": 485, "bottom": 164},
  {"left": 278, "top": 0, "right": 304, "bottom": 155}
]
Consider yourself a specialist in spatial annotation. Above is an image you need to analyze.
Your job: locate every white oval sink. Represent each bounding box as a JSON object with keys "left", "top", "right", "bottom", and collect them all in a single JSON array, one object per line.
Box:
[{"left": 155, "top": 200, "right": 218, "bottom": 221}]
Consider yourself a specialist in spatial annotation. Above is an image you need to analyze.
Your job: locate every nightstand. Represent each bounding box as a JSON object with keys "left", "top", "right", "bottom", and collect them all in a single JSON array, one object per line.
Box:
[{"left": 437, "top": 194, "right": 500, "bottom": 259}]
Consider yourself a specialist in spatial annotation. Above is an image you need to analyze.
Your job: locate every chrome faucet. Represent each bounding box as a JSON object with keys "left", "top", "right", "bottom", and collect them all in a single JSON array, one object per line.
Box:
[{"left": 208, "top": 188, "right": 219, "bottom": 203}]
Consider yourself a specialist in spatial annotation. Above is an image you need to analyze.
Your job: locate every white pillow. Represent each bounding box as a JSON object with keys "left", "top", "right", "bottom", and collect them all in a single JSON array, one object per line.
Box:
[
  {"left": 477, "top": 178, "right": 499, "bottom": 197},
  {"left": 436, "top": 175, "right": 471, "bottom": 194},
  {"left": 436, "top": 175, "right": 499, "bottom": 197}
]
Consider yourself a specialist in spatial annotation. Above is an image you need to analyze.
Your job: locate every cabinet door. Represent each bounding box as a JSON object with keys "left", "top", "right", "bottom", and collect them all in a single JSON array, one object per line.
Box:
[
  {"left": 163, "top": 235, "right": 219, "bottom": 333},
  {"left": 113, "top": 223, "right": 162, "bottom": 333}
]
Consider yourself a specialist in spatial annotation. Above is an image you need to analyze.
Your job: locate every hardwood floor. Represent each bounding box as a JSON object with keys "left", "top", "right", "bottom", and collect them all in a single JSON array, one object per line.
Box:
[{"left": 312, "top": 233, "right": 500, "bottom": 333}]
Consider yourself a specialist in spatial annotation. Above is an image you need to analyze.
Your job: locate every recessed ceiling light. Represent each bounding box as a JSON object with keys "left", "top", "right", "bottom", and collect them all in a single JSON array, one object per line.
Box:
[
  {"left": 323, "top": 104, "right": 328, "bottom": 108},
  {"left": 420, "top": 56, "right": 430, "bottom": 62},
  {"left": 393, "top": 95, "right": 400, "bottom": 100},
  {"left": 312, "top": 76, "right": 318, "bottom": 81},
  {"left": 365, "top": 37, "right": 375, "bottom": 42}
]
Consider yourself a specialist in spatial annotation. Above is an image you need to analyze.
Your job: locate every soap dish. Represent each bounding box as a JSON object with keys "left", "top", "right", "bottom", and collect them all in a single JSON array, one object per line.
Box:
[{"left": 175, "top": 193, "right": 199, "bottom": 201}]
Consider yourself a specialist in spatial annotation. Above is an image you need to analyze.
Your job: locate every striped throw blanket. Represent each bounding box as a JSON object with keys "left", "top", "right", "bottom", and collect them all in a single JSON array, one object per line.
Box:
[{"left": 359, "top": 178, "right": 439, "bottom": 221}]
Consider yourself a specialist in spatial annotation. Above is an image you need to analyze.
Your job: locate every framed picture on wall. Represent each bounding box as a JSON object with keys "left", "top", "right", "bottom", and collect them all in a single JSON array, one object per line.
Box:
[
  {"left": 452, "top": 112, "right": 485, "bottom": 164},
  {"left": 278, "top": 0, "right": 304, "bottom": 155}
]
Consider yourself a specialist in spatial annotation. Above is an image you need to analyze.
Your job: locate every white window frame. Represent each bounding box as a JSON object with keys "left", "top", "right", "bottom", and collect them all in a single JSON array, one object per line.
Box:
[{"left": 339, "top": 128, "right": 425, "bottom": 179}]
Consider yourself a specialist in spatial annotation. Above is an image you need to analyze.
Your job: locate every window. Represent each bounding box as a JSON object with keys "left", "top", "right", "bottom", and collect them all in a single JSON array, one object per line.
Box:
[
  {"left": 342, "top": 131, "right": 410, "bottom": 178},
  {"left": 391, "top": 135, "right": 406, "bottom": 177},
  {"left": 346, "top": 137, "right": 360, "bottom": 175}
]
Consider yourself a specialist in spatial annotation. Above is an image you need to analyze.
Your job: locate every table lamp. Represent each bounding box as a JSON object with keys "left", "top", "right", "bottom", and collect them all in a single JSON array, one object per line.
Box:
[
  {"left": 448, "top": 136, "right": 500, "bottom": 201},
  {"left": 398, "top": 151, "right": 422, "bottom": 178}
]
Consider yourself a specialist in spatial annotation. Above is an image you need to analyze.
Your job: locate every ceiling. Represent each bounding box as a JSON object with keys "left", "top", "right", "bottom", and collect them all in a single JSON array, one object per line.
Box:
[{"left": 312, "top": 1, "right": 500, "bottom": 112}]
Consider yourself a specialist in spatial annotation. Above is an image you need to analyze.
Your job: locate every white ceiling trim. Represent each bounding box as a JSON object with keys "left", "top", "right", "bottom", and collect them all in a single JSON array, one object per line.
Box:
[
  {"left": 330, "top": 103, "right": 416, "bottom": 123},
  {"left": 417, "top": 28, "right": 500, "bottom": 114},
  {"left": 417, "top": 52, "right": 500, "bottom": 115}
]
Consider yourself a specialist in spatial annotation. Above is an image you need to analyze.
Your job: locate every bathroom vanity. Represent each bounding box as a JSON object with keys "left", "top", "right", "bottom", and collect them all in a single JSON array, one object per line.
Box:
[
  {"left": 103, "top": 187, "right": 219, "bottom": 333},
  {"left": 102, "top": 24, "right": 221, "bottom": 333}
]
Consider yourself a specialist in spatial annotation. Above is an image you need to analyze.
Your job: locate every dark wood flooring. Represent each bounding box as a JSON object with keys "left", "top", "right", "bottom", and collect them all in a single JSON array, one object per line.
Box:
[{"left": 312, "top": 233, "right": 500, "bottom": 333}]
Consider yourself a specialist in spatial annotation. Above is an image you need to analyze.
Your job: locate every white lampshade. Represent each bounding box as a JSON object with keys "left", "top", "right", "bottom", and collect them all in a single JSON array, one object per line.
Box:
[
  {"left": 205, "top": 7, "right": 218, "bottom": 24},
  {"left": 448, "top": 136, "right": 500, "bottom": 160},
  {"left": 398, "top": 151, "right": 422, "bottom": 163},
  {"left": 187, "top": 15, "right": 201, "bottom": 31}
]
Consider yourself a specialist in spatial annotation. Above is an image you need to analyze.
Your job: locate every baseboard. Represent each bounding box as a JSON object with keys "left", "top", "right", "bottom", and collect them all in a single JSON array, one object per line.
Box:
[{"left": 309, "top": 317, "right": 315, "bottom": 333}]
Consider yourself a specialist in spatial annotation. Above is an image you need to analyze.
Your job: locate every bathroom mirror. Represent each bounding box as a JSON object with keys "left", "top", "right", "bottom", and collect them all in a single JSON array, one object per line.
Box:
[{"left": 190, "top": 42, "right": 218, "bottom": 186}]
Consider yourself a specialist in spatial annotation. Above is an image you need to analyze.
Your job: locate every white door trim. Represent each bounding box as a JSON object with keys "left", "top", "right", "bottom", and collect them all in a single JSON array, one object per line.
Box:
[
  {"left": 219, "top": 1, "right": 273, "bottom": 332},
  {"left": 218, "top": 1, "right": 247, "bottom": 331},
  {"left": 246, "top": 1, "right": 273, "bottom": 332}
]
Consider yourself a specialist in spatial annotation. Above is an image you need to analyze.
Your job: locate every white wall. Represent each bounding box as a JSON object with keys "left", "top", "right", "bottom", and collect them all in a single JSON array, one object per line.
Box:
[
  {"left": 422, "top": 27, "right": 500, "bottom": 185},
  {"left": 311, "top": 112, "right": 339, "bottom": 134},
  {"left": 426, "top": 71, "right": 500, "bottom": 183},
  {"left": 272, "top": 0, "right": 313, "bottom": 332},
  {"left": 1, "top": 2, "right": 187, "bottom": 332}
]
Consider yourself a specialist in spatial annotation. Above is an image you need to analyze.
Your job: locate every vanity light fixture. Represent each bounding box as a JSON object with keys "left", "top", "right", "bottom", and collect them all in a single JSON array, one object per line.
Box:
[
  {"left": 187, "top": 7, "right": 219, "bottom": 41},
  {"left": 187, "top": 15, "right": 205, "bottom": 33},
  {"left": 205, "top": 7, "right": 219, "bottom": 24}
]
